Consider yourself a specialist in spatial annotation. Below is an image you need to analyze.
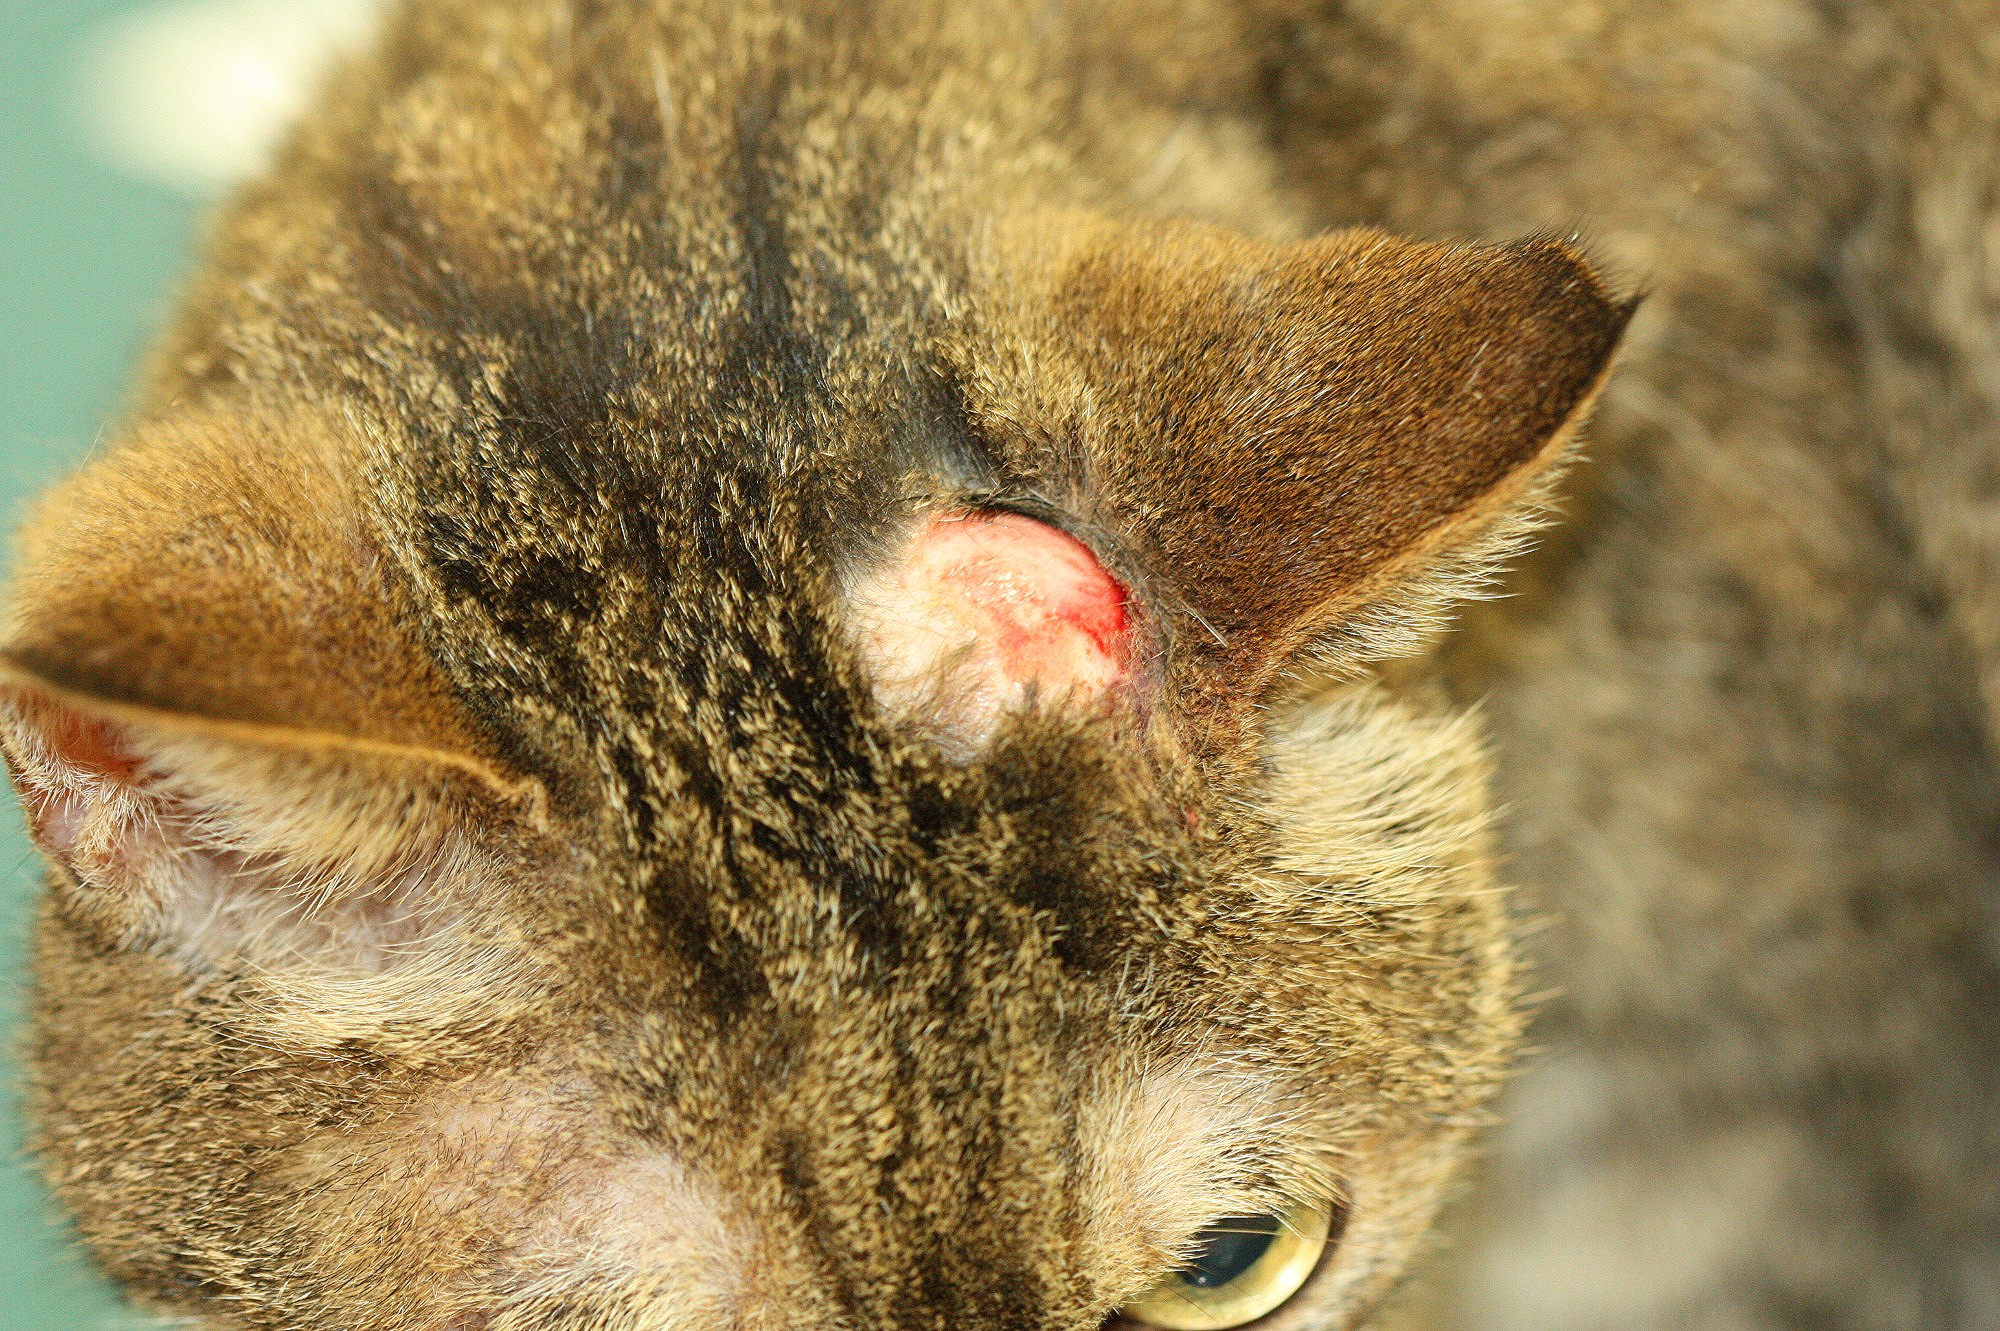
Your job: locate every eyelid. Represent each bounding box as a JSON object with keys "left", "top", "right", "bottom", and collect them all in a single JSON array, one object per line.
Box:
[
  {"left": 1114, "top": 1194, "right": 1347, "bottom": 1331},
  {"left": 1174, "top": 1171, "right": 1343, "bottom": 1249}
]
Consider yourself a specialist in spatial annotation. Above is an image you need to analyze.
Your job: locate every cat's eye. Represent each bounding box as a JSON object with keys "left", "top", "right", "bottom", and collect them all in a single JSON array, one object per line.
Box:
[{"left": 1114, "top": 1197, "right": 1337, "bottom": 1330}]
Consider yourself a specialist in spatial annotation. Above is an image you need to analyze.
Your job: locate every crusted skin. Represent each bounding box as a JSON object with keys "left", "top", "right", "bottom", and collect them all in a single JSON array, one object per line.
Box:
[{"left": 0, "top": 2, "right": 1635, "bottom": 1330}]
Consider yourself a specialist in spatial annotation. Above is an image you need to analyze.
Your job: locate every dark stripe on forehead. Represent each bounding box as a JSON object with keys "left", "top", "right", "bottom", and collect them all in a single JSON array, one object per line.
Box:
[
  {"left": 785, "top": 1034, "right": 1083, "bottom": 1331},
  {"left": 720, "top": 73, "right": 829, "bottom": 420}
]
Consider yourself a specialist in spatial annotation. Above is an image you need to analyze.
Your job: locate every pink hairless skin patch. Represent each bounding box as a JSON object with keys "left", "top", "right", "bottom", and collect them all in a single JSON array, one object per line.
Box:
[{"left": 847, "top": 510, "right": 1138, "bottom": 746}]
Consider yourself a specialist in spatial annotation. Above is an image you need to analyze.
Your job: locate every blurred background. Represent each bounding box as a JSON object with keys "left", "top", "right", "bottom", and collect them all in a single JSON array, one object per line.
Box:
[{"left": 1, "top": 2, "right": 377, "bottom": 1324}]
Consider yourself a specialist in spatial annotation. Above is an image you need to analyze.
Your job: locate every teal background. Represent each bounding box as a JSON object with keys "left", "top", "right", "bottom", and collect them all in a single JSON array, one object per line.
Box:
[{"left": 1, "top": 2, "right": 201, "bottom": 1326}]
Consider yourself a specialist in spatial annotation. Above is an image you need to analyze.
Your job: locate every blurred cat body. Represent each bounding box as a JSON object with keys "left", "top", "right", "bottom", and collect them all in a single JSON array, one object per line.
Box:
[{"left": 3, "top": 1, "right": 1994, "bottom": 1330}]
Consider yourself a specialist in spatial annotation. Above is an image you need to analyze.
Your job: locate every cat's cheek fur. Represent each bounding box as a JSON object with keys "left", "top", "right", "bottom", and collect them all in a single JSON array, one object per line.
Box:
[{"left": 1215, "top": 681, "right": 1524, "bottom": 1319}]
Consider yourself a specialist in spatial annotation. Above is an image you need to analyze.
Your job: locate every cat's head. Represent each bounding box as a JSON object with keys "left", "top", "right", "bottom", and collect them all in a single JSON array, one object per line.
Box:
[{"left": 1, "top": 16, "right": 1627, "bottom": 1331}]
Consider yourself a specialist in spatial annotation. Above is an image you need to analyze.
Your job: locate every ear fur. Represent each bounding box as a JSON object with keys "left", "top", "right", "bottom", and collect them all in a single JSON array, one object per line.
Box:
[
  {"left": 954, "top": 213, "right": 1633, "bottom": 731},
  {"left": 0, "top": 402, "right": 547, "bottom": 970},
  {"left": 0, "top": 661, "right": 545, "bottom": 970},
  {"left": 3, "top": 403, "right": 481, "bottom": 747}
]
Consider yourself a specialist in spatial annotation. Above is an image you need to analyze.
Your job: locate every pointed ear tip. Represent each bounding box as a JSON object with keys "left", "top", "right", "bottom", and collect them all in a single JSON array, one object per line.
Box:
[
  {"left": 1475, "top": 240, "right": 1639, "bottom": 401},
  {"left": 1505, "top": 235, "right": 1644, "bottom": 321}
]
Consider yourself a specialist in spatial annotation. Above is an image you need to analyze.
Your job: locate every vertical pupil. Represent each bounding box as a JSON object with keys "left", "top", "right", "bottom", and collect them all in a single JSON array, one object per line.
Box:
[{"left": 1181, "top": 1215, "right": 1282, "bottom": 1289}]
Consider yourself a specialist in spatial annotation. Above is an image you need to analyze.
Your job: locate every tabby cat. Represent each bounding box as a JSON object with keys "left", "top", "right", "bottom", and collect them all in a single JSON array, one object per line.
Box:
[{"left": 6, "top": 2, "right": 1995, "bottom": 1330}]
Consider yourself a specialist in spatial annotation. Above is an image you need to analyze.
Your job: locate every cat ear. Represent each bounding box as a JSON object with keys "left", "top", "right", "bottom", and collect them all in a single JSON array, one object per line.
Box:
[
  {"left": 0, "top": 405, "right": 545, "bottom": 971},
  {"left": 0, "top": 661, "right": 544, "bottom": 969},
  {"left": 951, "top": 215, "right": 1632, "bottom": 735}
]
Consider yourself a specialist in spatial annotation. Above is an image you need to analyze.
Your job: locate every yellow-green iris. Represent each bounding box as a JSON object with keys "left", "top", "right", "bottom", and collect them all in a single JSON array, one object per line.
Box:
[{"left": 1116, "top": 1197, "right": 1336, "bottom": 1330}]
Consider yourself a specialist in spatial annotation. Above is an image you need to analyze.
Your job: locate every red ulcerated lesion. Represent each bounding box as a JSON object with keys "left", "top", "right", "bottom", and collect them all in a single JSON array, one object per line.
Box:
[{"left": 843, "top": 507, "right": 1145, "bottom": 752}]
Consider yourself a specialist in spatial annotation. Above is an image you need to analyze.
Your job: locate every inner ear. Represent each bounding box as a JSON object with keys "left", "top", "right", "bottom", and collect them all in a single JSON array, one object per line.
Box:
[
  {"left": 0, "top": 665, "right": 545, "bottom": 969},
  {"left": 845, "top": 508, "right": 1145, "bottom": 747},
  {"left": 17, "top": 701, "right": 147, "bottom": 851}
]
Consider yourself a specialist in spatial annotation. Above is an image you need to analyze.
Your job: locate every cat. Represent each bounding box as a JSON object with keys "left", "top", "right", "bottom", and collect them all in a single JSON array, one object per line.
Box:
[{"left": 3, "top": 2, "right": 1994, "bottom": 1330}]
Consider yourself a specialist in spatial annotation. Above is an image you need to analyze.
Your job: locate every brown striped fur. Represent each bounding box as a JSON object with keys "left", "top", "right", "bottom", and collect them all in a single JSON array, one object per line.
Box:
[{"left": 5, "top": 1, "right": 1996, "bottom": 1330}]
